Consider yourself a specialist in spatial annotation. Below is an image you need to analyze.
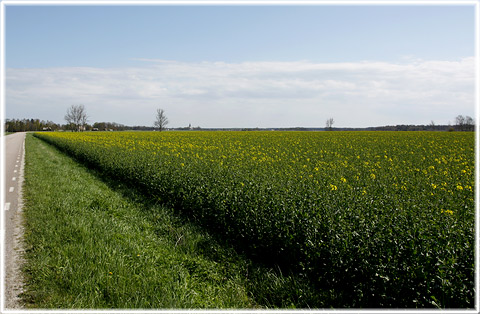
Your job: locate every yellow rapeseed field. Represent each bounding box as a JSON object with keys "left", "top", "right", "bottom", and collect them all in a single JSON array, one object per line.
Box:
[{"left": 35, "top": 130, "right": 475, "bottom": 307}]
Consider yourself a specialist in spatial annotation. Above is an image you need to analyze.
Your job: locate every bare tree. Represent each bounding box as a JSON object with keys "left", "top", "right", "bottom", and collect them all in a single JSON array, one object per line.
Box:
[
  {"left": 154, "top": 108, "right": 169, "bottom": 131},
  {"left": 65, "top": 104, "right": 88, "bottom": 131},
  {"left": 325, "top": 118, "right": 334, "bottom": 131},
  {"left": 454, "top": 115, "right": 475, "bottom": 131},
  {"left": 455, "top": 115, "right": 475, "bottom": 131},
  {"left": 465, "top": 116, "right": 475, "bottom": 131},
  {"left": 455, "top": 115, "right": 465, "bottom": 131}
]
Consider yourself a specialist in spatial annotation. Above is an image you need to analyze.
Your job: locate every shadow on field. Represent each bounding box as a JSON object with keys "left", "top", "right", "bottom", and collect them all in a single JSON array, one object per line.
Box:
[
  {"left": 91, "top": 170, "right": 326, "bottom": 308},
  {"left": 49, "top": 148, "right": 327, "bottom": 308}
]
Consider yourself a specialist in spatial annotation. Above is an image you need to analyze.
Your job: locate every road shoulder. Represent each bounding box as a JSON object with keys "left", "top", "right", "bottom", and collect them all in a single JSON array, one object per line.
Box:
[{"left": 3, "top": 132, "right": 26, "bottom": 309}]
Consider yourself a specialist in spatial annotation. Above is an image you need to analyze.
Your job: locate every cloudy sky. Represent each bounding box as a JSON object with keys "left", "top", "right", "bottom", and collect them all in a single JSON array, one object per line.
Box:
[{"left": 5, "top": 3, "right": 476, "bottom": 128}]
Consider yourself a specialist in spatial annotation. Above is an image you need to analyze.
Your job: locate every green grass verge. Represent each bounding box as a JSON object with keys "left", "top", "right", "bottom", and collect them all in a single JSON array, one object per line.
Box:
[{"left": 22, "top": 134, "right": 319, "bottom": 309}]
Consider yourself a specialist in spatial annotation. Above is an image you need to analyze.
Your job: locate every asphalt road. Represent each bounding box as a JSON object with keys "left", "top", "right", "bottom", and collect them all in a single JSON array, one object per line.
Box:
[{"left": 3, "top": 132, "right": 26, "bottom": 309}]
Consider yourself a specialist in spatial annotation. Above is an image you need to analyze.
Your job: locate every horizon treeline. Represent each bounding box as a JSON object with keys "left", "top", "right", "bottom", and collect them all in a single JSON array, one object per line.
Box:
[
  {"left": 4, "top": 117, "right": 475, "bottom": 133},
  {"left": 4, "top": 119, "right": 156, "bottom": 133}
]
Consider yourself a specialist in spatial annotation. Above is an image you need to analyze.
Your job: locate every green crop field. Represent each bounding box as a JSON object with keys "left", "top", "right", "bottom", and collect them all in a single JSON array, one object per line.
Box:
[{"left": 34, "top": 131, "right": 475, "bottom": 308}]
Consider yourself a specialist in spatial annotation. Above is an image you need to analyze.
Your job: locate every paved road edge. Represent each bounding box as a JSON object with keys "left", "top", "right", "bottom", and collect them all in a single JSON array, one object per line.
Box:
[{"left": 3, "top": 133, "right": 26, "bottom": 310}]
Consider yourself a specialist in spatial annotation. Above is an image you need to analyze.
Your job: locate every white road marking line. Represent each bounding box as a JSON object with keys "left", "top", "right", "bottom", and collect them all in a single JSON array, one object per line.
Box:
[
  {"left": 14, "top": 170, "right": 18, "bottom": 173},
  {"left": 12, "top": 177, "right": 16, "bottom": 181},
  {"left": 16, "top": 160, "right": 19, "bottom": 163},
  {"left": 5, "top": 203, "right": 11, "bottom": 211},
  {"left": 9, "top": 187, "right": 14, "bottom": 192}
]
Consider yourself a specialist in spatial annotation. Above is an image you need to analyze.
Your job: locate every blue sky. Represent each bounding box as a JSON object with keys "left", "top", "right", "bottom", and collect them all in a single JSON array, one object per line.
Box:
[
  {"left": 6, "top": 5, "right": 475, "bottom": 66},
  {"left": 4, "top": 3, "right": 477, "bottom": 128}
]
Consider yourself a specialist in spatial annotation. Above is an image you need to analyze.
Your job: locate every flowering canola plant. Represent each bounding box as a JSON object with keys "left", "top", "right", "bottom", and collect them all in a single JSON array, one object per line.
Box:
[{"left": 34, "top": 131, "right": 475, "bottom": 308}]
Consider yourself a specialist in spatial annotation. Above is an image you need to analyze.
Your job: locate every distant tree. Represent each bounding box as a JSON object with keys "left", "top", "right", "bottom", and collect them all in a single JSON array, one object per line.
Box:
[
  {"left": 325, "top": 118, "right": 334, "bottom": 131},
  {"left": 465, "top": 116, "right": 475, "bottom": 131},
  {"left": 93, "top": 122, "right": 106, "bottom": 131},
  {"left": 455, "top": 115, "right": 465, "bottom": 131},
  {"left": 64, "top": 104, "right": 88, "bottom": 131},
  {"left": 154, "top": 108, "right": 169, "bottom": 131},
  {"left": 93, "top": 121, "right": 125, "bottom": 131},
  {"left": 455, "top": 115, "right": 475, "bottom": 131}
]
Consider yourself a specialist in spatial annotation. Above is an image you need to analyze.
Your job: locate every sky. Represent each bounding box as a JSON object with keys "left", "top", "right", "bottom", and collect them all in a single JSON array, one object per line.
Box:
[{"left": 4, "top": 2, "right": 477, "bottom": 128}]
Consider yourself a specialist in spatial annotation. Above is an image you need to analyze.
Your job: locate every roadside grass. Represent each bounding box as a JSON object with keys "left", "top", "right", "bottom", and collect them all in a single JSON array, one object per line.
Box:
[{"left": 22, "top": 133, "right": 320, "bottom": 309}]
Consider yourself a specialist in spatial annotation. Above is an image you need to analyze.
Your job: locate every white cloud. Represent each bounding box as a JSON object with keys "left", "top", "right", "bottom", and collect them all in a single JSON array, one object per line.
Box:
[{"left": 6, "top": 57, "right": 475, "bottom": 128}]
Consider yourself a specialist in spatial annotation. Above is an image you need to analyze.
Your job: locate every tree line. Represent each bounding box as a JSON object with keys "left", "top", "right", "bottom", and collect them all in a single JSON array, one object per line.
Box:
[
  {"left": 5, "top": 105, "right": 164, "bottom": 133},
  {"left": 4, "top": 118, "right": 162, "bottom": 133},
  {"left": 5, "top": 118, "right": 60, "bottom": 132},
  {"left": 4, "top": 118, "right": 150, "bottom": 133},
  {"left": 4, "top": 104, "right": 475, "bottom": 133},
  {"left": 454, "top": 115, "right": 475, "bottom": 132}
]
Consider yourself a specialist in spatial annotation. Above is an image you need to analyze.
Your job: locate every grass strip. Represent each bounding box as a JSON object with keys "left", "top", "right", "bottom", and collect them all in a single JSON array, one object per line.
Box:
[{"left": 22, "top": 134, "right": 319, "bottom": 309}]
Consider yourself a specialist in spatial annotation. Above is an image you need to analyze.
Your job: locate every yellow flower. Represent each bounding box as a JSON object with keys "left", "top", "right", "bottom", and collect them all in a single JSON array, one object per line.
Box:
[
  {"left": 370, "top": 173, "right": 376, "bottom": 180},
  {"left": 330, "top": 184, "right": 337, "bottom": 191},
  {"left": 457, "top": 185, "right": 463, "bottom": 191}
]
